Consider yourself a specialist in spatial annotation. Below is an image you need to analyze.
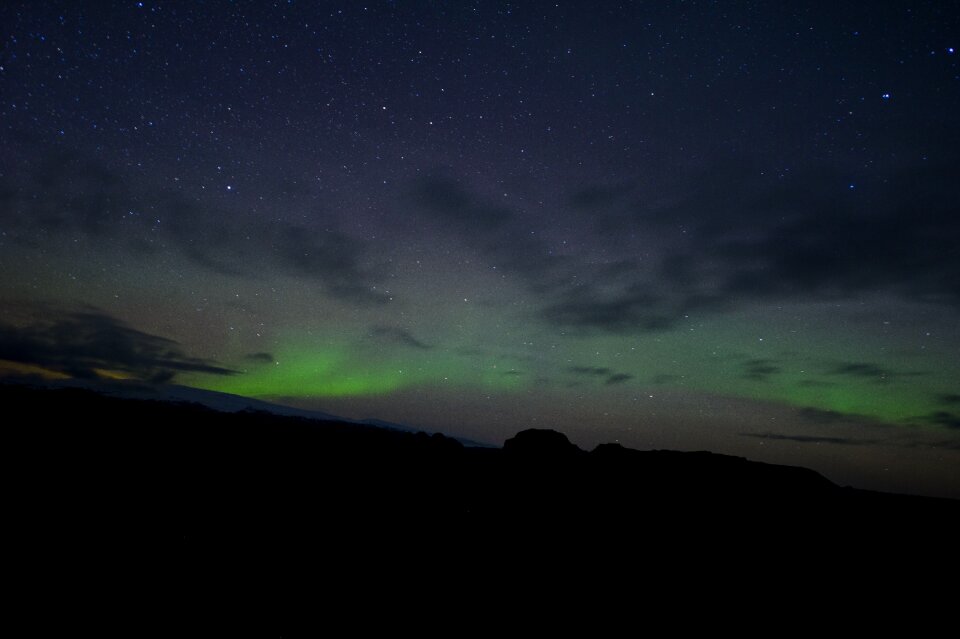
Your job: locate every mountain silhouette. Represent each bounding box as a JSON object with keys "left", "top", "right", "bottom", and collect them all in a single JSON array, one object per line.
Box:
[
  {"left": 4, "top": 381, "right": 957, "bottom": 630},
  {"left": 503, "top": 428, "right": 586, "bottom": 458}
]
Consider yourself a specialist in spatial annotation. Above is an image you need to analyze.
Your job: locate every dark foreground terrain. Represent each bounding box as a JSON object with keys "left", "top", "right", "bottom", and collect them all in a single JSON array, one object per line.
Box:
[{"left": 6, "top": 383, "right": 957, "bottom": 628}]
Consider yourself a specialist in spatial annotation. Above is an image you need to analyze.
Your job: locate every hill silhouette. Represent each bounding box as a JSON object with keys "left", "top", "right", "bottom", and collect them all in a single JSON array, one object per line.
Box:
[
  {"left": 6, "top": 382, "right": 955, "bottom": 526},
  {"left": 5, "top": 382, "right": 957, "bottom": 629}
]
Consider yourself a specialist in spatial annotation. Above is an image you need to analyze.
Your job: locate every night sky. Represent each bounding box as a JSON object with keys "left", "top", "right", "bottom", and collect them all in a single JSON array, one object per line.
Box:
[{"left": 2, "top": 1, "right": 958, "bottom": 498}]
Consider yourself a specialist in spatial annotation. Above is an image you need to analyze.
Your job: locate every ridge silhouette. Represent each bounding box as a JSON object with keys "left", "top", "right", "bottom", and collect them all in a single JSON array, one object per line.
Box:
[{"left": 5, "top": 381, "right": 958, "bottom": 630}]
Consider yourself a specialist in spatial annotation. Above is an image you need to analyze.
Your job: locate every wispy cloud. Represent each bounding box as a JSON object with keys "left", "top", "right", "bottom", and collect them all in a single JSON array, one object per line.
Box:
[
  {"left": 0, "top": 307, "right": 234, "bottom": 383},
  {"left": 741, "top": 432, "right": 880, "bottom": 446},
  {"left": 369, "top": 326, "right": 433, "bottom": 350}
]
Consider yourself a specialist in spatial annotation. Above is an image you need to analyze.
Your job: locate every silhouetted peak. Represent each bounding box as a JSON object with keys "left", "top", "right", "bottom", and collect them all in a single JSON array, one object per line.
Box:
[
  {"left": 592, "top": 442, "right": 630, "bottom": 456},
  {"left": 503, "top": 429, "right": 583, "bottom": 457},
  {"left": 413, "top": 431, "right": 464, "bottom": 451}
]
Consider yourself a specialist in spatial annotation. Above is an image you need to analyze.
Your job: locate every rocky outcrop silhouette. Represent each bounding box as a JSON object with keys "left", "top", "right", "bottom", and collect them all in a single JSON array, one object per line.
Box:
[{"left": 503, "top": 428, "right": 585, "bottom": 459}]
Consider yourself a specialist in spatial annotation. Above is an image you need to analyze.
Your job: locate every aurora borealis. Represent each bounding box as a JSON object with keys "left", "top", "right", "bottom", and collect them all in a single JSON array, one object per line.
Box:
[{"left": 1, "top": 2, "right": 958, "bottom": 497}]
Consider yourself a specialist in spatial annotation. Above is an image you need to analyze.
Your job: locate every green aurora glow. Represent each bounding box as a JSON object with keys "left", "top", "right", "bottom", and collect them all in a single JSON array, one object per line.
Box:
[{"left": 185, "top": 303, "right": 958, "bottom": 429}]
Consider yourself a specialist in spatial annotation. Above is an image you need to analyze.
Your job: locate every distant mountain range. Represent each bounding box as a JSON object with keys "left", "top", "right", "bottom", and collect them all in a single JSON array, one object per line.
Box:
[{"left": 2, "top": 375, "right": 494, "bottom": 446}]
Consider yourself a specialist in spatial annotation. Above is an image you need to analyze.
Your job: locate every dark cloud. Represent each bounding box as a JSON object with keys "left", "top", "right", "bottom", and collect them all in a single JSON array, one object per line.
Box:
[
  {"left": 745, "top": 421, "right": 960, "bottom": 451},
  {"left": 408, "top": 176, "right": 569, "bottom": 288},
  {"left": 644, "top": 163, "right": 960, "bottom": 305},
  {"left": 742, "top": 358, "right": 780, "bottom": 382},
  {"left": 741, "top": 432, "right": 879, "bottom": 446},
  {"left": 938, "top": 394, "right": 960, "bottom": 405},
  {"left": 828, "top": 362, "right": 927, "bottom": 384},
  {"left": 269, "top": 225, "right": 386, "bottom": 304},
  {"left": 245, "top": 352, "right": 275, "bottom": 363},
  {"left": 797, "top": 408, "right": 854, "bottom": 424},
  {"left": 923, "top": 440, "right": 960, "bottom": 451},
  {"left": 796, "top": 407, "right": 892, "bottom": 429},
  {"left": 925, "top": 412, "right": 960, "bottom": 430},
  {"left": 1, "top": 150, "right": 387, "bottom": 305},
  {"left": 410, "top": 176, "right": 512, "bottom": 233},
  {"left": 538, "top": 265, "right": 732, "bottom": 333},
  {"left": 543, "top": 161, "right": 960, "bottom": 334},
  {"left": 9, "top": 153, "right": 126, "bottom": 238},
  {"left": 797, "top": 379, "right": 835, "bottom": 388},
  {"left": 155, "top": 192, "right": 388, "bottom": 304},
  {"left": 369, "top": 326, "right": 433, "bottom": 350},
  {"left": 570, "top": 366, "right": 632, "bottom": 385},
  {"left": 831, "top": 363, "right": 893, "bottom": 378},
  {"left": 0, "top": 309, "right": 234, "bottom": 383},
  {"left": 570, "top": 366, "right": 612, "bottom": 376},
  {"left": 542, "top": 285, "right": 680, "bottom": 333}
]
